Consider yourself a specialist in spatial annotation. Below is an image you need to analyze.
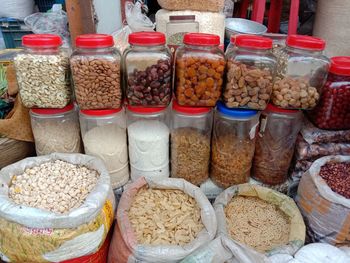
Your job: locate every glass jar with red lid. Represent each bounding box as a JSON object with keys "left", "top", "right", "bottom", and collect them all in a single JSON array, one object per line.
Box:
[
  {"left": 175, "top": 33, "right": 225, "bottom": 107},
  {"left": 171, "top": 100, "right": 213, "bottom": 185},
  {"left": 124, "top": 32, "right": 172, "bottom": 107},
  {"left": 14, "top": 34, "right": 71, "bottom": 108},
  {"left": 252, "top": 104, "right": 302, "bottom": 185},
  {"left": 70, "top": 34, "right": 122, "bottom": 110},
  {"left": 271, "top": 35, "right": 330, "bottom": 110},
  {"left": 307, "top": 57, "right": 350, "bottom": 130},
  {"left": 223, "top": 35, "right": 277, "bottom": 110}
]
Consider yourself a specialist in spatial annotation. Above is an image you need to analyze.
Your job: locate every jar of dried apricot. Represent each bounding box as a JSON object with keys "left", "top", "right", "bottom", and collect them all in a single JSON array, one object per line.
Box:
[{"left": 175, "top": 33, "right": 225, "bottom": 107}]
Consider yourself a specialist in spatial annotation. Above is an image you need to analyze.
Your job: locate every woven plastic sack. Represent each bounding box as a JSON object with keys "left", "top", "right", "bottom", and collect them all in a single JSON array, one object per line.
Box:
[
  {"left": 214, "top": 184, "right": 306, "bottom": 257},
  {"left": 296, "top": 155, "right": 350, "bottom": 246},
  {"left": 157, "top": 0, "right": 224, "bottom": 12},
  {"left": 0, "top": 153, "right": 115, "bottom": 263},
  {"left": 108, "top": 177, "right": 217, "bottom": 263}
]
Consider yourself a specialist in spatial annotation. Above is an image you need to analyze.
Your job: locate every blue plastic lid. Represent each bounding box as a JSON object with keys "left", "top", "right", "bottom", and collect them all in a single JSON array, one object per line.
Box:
[{"left": 216, "top": 101, "right": 258, "bottom": 118}]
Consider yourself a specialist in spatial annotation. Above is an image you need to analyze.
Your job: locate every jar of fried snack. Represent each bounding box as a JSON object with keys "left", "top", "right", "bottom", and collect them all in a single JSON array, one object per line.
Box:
[
  {"left": 175, "top": 33, "right": 225, "bottom": 107},
  {"left": 211, "top": 101, "right": 259, "bottom": 188},
  {"left": 224, "top": 35, "right": 277, "bottom": 110},
  {"left": 171, "top": 100, "right": 213, "bottom": 185},
  {"left": 272, "top": 35, "right": 330, "bottom": 110},
  {"left": 252, "top": 104, "right": 302, "bottom": 185}
]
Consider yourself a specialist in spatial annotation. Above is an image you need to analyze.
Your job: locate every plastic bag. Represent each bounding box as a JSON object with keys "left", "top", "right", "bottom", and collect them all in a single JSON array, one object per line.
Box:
[
  {"left": 157, "top": 0, "right": 225, "bottom": 12},
  {"left": 0, "top": 0, "right": 34, "bottom": 20},
  {"left": 24, "top": 5, "right": 70, "bottom": 48},
  {"left": 296, "top": 155, "right": 350, "bottom": 246},
  {"left": 108, "top": 177, "right": 217, "bottom": 263},
  {"left": 0, "top": 153, "right": 115, "bottom": 262}
]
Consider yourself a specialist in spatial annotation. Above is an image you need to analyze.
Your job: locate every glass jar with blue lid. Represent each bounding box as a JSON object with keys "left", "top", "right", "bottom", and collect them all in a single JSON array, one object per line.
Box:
[{"left": 210, "top": 101, "right": 260, "bottom": 188}]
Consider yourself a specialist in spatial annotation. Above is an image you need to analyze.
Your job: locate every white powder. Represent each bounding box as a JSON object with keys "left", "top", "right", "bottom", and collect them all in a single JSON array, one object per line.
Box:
[
  {"left": 83, "top": 124, "right": 129, "bottom": 189},
  {"left": 128, "top": 120, "right": 170, "bottom": 181}
]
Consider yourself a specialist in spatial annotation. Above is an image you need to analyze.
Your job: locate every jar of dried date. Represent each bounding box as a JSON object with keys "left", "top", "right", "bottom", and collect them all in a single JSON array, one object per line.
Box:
[
  {"left": 272, "top": 35, "right": 330, "bottom": 110},
  {"left": 252, "top": 104, "right": 302, "bottom": 185},
  {"left": 211, "top": 101, "right": 259, "bottom": 188},
  {"left": 224, "top": 35, "right": 277, "bottom": 110},
  {"left": 70, "top": 34, "right": 122, "bottom": 110},
  {"left": 124, "top": 32, "right": 172, "bottom": 107},
  {"left": 171, "top": 100, "right": 213, "bottom": 185},
  {"left": 307, "top": 57, "right": 350, "bottom": 130},
  {"left": 175, "top": 33, "right": 225, "bottom": 107}
]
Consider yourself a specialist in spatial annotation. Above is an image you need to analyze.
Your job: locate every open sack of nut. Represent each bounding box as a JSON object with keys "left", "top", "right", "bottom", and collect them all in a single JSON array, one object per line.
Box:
[
  {"left": 214, "top": 184, "right": 306, "bottom": 259},
  {"left": 296, "top": 155, "right": 350, "bottom": 246},
  {"left": 0, "top": 153, "right": 115, "bottom": 263},
  {"left": 108, "top": 177, "right": 217, "bottom": 263}
]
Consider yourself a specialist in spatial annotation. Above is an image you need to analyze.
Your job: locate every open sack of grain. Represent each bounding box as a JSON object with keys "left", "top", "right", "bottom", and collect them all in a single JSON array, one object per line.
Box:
[
  {"left": 296, "top": 155, "right": 350, "bottom": 246},
  {"left": 108, "top": 177, "right": 217, "bottom": 263},
  {"left": 0, "top": 153, "right": 115, "bottom": 263}
]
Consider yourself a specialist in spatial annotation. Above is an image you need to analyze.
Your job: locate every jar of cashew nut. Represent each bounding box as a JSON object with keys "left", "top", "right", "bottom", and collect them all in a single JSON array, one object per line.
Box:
[
  {"left": 71, "top": 34, "right": 122, "bottom": 110},
  {"left": 272, "top": 35, "right": 330, "bottom": 110}
]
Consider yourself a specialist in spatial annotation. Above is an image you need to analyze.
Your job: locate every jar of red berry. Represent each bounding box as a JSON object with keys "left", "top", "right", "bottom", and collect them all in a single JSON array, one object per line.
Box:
[{"left": 308, "top": 56, "right": 350, "bottom": 130}]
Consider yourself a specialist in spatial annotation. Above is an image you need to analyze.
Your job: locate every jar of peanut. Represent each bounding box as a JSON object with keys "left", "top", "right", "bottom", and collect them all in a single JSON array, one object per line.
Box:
[
  {"left": 124, "top": 32, "right": 172, "bottom": 107},
  {"left": 224, "top": 35, "right": 277, "bottom": 110},
  {"left": 175, "top": 33, "right": 225, "bottom": 107},
  {"left": 272, "top": 35, "right": 330, "bottom": 110},
  {"left": 210, "top": 101, "right": 259, "bottom": 188},
  {"left": 70, "top": 34, "right": 122, "bottom": 110}
]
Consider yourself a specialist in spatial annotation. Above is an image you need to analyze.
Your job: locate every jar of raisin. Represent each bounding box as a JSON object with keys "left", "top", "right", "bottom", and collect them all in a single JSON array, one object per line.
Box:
[
  {"left": 307, "top": 56, "right": 350, "bottom": 130},
  {"left": 175, "top": 33, "right": 225, "bottom": 107}
]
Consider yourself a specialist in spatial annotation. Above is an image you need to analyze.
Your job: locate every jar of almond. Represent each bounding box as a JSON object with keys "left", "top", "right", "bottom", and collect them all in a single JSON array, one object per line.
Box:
[
  {"left": 223, "top": 35, "right": 277, "bottom": 110},
  {"left": 175, "top": 33, "right": 225, "bottom": 107},
  {"left": 272, "top": 35, "right": 330, "bottom": 110}
]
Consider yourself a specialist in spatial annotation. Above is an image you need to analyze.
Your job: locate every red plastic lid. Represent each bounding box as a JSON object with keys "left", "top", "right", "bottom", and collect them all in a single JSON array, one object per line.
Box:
[
  {"left": 286, "top": 35, "right": 326, "bottom": 51},
  {"left": 22, "top": 34, "right": 62, "bottom": 48},
  {"left": 183, "top": 33, "right": 220, "bottom": 46},
  {"left": 172, "top": 100, "right": 210, "bottom": 114},
  {"left": 75, "top": 34, "right": 114, "bottom": 48},
  {"left": 234, "top": 35, "right": 273, "bottom": 50},
  {"left": 266, "top": 103, "right": 299, "bottom": 114},
  {"left": 127, "top": 105, "right": 167, "bottom": 114},
  {"left": 31, "top": 104, "right": 74, "bottom": 115},
  {"left": 80, "top": 108, "right": 123, "bottom": 116},
  {"left": 329, "top": 56, "right": 350, "bottom": 76},
  {"left": 128, "top": 32, "right": 166, "bottom": 46}
]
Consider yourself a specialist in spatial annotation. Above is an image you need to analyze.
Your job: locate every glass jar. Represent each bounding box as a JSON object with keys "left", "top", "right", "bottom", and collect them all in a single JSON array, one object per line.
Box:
[
  {"left": 127, "top": 106, "right": 170, "bottom": 181},
  {"left": 166, "top": 15, "right": 199, "bottom": 46},
  {"left": 271, "top": 35, "right": 330, "bottom": 110},
  {"left": 223, "top": 35, "right": 277, "bottom": 110},
  {"left": 211, "top": 101, "right": 259, "bottom": 188},
  {"left": 30, "top": 104, "right": 82, "bottom": 156},
  {"left": 175, "top": 33, "right": 225, "bottom": 107},
  {"left": 79, "top": 108, "right": 129, "bottom": 189},
  {"left": 14, "top": 34, "right": 71, "bottom": 108},
  {"left": 124, "top": 32, "right": 172, "bottom": 107},
  {"left": 71, "top": 34, "right": 122, "bottom": 110},
  {"left": 307, "top": 56, "right": 350, "bottom": 130},
  {"left": 171, "top": 100, "right": 213, "bottom": 185},
  {"left": 252, "top": 104, "right": 302, "bottom": 185}
]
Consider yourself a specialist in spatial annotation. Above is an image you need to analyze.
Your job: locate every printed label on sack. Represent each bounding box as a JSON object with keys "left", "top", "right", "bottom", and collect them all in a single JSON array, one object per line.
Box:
[{"left": 22, "top": 227, "right": 53, "bottom": 236}]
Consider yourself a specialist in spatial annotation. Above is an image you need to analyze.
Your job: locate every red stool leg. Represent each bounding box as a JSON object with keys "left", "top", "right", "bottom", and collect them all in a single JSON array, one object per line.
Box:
[
  {"left": 251, "top": 0, "right": 266, "bottom": 23},
  {"left": 288, "top": 0, "right": 299, "bottom": 34},
  {"left": 268, "top": 0, "right": 283, "bottom": 33}
]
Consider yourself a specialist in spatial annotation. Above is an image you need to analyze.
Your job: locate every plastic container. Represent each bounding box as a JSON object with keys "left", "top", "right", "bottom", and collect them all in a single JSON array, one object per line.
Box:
[
  {"left": 223, "top": 35, "right": 277, "bottom": 110},
  {"left": 14, "top": 34, "right": 71, "bottom": 108},
  {"left": 175, "top": 33, "right": 225, "bottom": 107},
  {"left": 79, "top": 108, "right": 129, "bottom": 189},
  {"left": 210, "top": 102, "right": 259, "bottom": 188},
  {"left": 0, "top": 18, "right": 32, "bottom": 48},
  {"left": 30, "top": 104, "right": 82, "bottom": 156},
  {"left": 171, "top": 100, "right": 213, "bottom": 185},
  {"left": 166, "top": 15, "right": 199, "bottom": 46},
  {"left": 271, "top": 35, "right": 330, "bottom": 110},
  {"left": 252, "top": 104, "right": 302, "bottom": 185},
  {"left": 307, "top": 56, "right": 350, "bottom": 130},
  {"left": 71, "top": 34, "right": 122, "bottom": 110},
  {"left": 126, "top": 106, "right": 170, "bottom": 181},
  {"left": 124, "top": 32, "right": 172, "bottom": 107}
]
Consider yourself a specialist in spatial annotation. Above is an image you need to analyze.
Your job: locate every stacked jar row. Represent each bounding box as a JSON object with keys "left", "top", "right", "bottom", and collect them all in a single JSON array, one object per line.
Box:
[
  {"left": 29, "top": 101, "right": 302, "bottom": 189},
  {"left": 15, "top": 33, "right": 332, "bottom": 112}
]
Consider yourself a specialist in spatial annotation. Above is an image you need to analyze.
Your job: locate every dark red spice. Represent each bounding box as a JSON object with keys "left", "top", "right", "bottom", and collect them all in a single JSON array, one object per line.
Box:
[{"left": 319, "top": 162, "right": 350, "bottom": 198}]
